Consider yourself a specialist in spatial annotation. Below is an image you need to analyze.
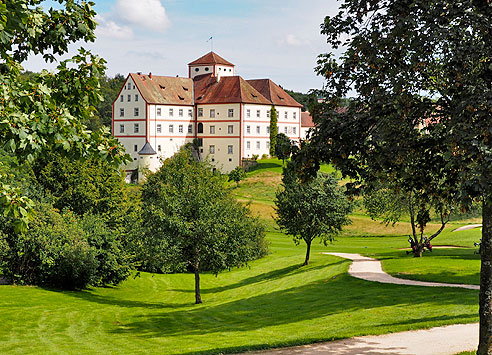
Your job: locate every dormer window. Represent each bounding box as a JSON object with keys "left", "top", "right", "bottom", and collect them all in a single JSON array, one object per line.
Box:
[
  {"left": 252, "top": 94, "right": 257, "bottom": 98},
  {"left": 182, "top": 86, "right": 189, "bottom": 91},
  {"left": 278, "top": 95, "right": 285, "bottom": 101},
  {"left": 160, "top": 85, "right": 165, "bottom": 90},
  {"left": 178, "top": 95, "right": 184, "bottom": 101}
]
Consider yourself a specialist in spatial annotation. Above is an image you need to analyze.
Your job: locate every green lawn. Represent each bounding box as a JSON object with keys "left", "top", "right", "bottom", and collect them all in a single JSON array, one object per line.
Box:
[{"left": 0, "top": 157, "right": 482, "bottom": 354}]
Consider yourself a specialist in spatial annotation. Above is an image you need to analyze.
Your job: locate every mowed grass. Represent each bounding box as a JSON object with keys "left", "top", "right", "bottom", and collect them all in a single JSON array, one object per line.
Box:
[{"left": 0, "top": 158, "right": 482, "bottom": 354}]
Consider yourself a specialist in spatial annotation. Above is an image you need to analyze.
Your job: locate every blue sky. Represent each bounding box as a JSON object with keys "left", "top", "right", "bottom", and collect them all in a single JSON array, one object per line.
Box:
[{"left": 25, "top": 0, "right": 342, "bottom": 92}]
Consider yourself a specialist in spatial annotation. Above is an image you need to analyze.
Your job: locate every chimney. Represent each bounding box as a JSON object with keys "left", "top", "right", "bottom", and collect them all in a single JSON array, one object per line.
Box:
[{"left": 149, "top": 72, "right": 153, "bottom": 80}]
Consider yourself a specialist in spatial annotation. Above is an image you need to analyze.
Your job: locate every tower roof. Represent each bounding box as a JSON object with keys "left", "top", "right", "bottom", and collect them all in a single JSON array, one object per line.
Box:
[
  {"left": 188, "top": 52, "right": 234, "bottom": 66},
  {"left": 138, "top": 142, "right": 157, "bottom": 156}
]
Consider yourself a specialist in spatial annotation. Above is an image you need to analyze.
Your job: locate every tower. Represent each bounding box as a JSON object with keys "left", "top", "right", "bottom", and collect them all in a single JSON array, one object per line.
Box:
[{"left": 188, "top": 52, "right": 235, "bottom": 79}]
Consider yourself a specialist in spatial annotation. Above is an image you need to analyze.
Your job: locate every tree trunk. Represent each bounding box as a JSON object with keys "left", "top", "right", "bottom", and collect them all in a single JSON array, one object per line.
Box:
[
  {"left": 478, "top": 196, "right": 492, "bottom": 354},
  {"left": 413, "top": 244, "right": 424, "bottom": 258},
  {"left": 194, "top": 263, "right": 202, "bottom": 304},
  {"left": 304, "top": 240, "right": 311, "bottom": 266}
]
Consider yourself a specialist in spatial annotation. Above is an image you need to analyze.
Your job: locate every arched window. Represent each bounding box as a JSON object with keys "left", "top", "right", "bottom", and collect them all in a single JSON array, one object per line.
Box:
[{"left": 198, "top": 123, "right": 203, "bottom": 133}]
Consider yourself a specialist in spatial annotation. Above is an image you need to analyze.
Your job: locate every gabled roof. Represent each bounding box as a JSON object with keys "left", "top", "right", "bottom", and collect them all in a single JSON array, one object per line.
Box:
[
  {"left": 188, "top": 52, "right": 234, "bottom": 66},
  {"left": 138, "top": 142, "right": 157, "bottom": 155},
  {"left": 130, "top": 73, "right": 194, "bottom": 105},
  {"left": 301, "top": 112, "right": 315, "bottom": 127},
  {"left": 247, "top": 79, "right": 302, "bottom": 108},
  {"left": 194, "top": 74, "right": 272, "bottom": 105}
]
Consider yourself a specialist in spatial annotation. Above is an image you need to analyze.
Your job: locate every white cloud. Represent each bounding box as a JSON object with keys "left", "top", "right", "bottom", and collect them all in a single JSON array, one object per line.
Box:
[
  {"left": 279, "top": 34, "right": 304, "bottom": 47},
  {"left": 95, "top": 15, "right": 134, "bottom": 39},
  {"left": 115, "top": 0, "right": 171, "bottom": 32}
]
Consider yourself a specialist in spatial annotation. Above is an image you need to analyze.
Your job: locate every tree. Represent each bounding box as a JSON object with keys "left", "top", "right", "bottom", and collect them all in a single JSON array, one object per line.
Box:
[
  {"left": 141, "top": 147, "right": 266, "bottom": 304},
  {"left": 0, "top": 0, "right": 129, "bottom": 232},
  {"left": 297, "top": 1, "right": 492, "bottom": 352},
  {"left": 275, "top": 164, "right": 352, "bottom": 266},
  {"left": 275, "top": 133, "right": 296, "bottom": 165},
  {"left": 269, "top": 105, "right": 278, "bottom": 156},
  {"left": 228, "top": 166, "right": 247, "bottom": 187}
]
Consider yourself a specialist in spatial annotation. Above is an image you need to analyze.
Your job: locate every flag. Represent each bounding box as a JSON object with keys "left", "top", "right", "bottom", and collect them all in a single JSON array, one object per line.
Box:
[{"left": 207, "top": 36, "right": 213, "bottom": 42}]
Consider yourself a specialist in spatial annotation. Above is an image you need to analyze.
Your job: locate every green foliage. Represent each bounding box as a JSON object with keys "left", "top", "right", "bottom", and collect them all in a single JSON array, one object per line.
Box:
[
  {"left": 228, "top": 166, "right": 247, "bottom": 187},
  {"left": 269, "top": 106, "right": 278, "bottom": 156},
  {"left": 140, "top": 146, "right": 267, "bottom": 303},
  {"left": 284, "top": 89, "right": 317, "bottom": 112},
  {"left": 275, "top": 133, "right": 296, "bottom": 165},
  {"left": 275, "top": 164, "right": 352, "bottom": 265},
  {"left": 0, "top": 0, "right": 130, "bottom": 231}
]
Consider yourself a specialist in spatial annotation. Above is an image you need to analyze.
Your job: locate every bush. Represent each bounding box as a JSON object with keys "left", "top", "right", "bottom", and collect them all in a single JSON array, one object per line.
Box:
[
  {"left": 261, "top": 154, "right": 269, "bottom": 160},
  {"left": 252, "top": 154, "right": 259, "bottom": 161}
]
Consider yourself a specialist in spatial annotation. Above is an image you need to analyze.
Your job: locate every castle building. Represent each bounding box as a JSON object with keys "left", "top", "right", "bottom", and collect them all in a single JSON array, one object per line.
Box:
[{"left": 112, "top": 52, "right": 308, "bottom": 176}]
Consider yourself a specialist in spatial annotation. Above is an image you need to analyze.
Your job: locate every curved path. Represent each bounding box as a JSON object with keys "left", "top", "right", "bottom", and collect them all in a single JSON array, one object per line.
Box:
[
  {"left": 245, "top": 253, "right": 479, "bottom": 355},
  {"left": 325, "top": 252, "right": 479, "bottom": 290}
]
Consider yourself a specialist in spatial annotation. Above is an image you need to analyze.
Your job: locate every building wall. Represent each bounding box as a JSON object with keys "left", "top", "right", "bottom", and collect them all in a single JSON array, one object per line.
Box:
[
  {"left": 148, "top": 104, "right": 195, "bottom": 160},
  {"left": 198, "top": 103, "right": 241, "bottom": 172},
  {"left": 301, "top": 127, "right": 313, "bottom": 141},
  {"left": 242, "top": 103, "right": 272, "bottom": 159}
]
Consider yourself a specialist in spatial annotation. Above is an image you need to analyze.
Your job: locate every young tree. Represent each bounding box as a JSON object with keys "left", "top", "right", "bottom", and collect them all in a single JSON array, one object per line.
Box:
[
  {"left": 269, "top": 105, "right": 278, "bottom": 156},
  {"left": 228, "top": 166, "right": 247, "bottom": 187},
  {"left": 275, "top": 133, "right": 295, "bottom": 166},
  {"left": 141, "top": 146, "right": 266, "bottom": 304},
  {"left": 0, "top": 0, "right": 129, "bottom": 232},
  {"left": 275, "top": 164, "right": 352, "bottom": 266},
  {"left": 296, "top": 1, "right": 492, "bottom": 351}
]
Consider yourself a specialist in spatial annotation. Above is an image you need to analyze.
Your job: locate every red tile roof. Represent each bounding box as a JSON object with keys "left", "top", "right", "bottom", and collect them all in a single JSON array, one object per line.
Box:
[
  {"left": 188, "top": 52, "right": 234, "bottom": 66},
  {"left": 301, "top": 112, "right": 315, "bottom": 127},
  {"left": 247, "top": 79, "right": 302, "bottom": 108},
  {"left": 130, "top": 73, "right": 194, "bottom": 105},
  {"left": 194, "top": 74, "right": 272, "bottom": 105}
]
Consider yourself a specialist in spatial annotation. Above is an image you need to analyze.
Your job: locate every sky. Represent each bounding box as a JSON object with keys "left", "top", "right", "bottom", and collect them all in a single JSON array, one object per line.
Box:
[{"left": 24, "top": 0, "right": 342, "bottom": 93}]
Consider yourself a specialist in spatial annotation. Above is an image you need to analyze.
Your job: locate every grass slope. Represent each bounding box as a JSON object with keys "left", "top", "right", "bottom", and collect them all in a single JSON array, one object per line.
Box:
[{"left": 0, "top": 158, "right": 481, "bottom": 354}]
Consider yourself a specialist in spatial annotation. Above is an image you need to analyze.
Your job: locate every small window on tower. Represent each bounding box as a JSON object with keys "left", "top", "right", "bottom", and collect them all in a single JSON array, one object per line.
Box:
[
  {"left": 205, "top": 67, "right": 209, "bottom": 72},
  {"left": 195, "top": 68, "right": 199, "bottom": 72}
]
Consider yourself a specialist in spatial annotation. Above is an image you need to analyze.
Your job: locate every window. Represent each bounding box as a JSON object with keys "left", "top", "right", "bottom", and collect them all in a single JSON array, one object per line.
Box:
[
  {"left": 179, "top": 125, "right": 183, "bottom": 133},
  {"left": 134, "top": 107, "right": 139, "bottom": 117},
  {"left": 198, "top": 108, "right": 203, "bottom": 117},
  {"left": 157, "top": 124, "right": 162, "bottom": 133},
  {"left": 246, "top": 141, "right": 250, "bottom": 150},
  {"left": 228, "top": 125, "right": 233, "bottom": 134},
  {"left": 205, "top": 67, "right": 209, "bottom": 72},
  {"left": 134, "top": 124, "right": 139, "bottom": 133},
  {"left": 285, "top": 112, "right": 288, "bottom": 119},
  {"left": 169, "top": 108, "right": 174, "bottom": 117},
  {"left": 188, "top": 109, "right": 193, "bottom": 117},
  {"left": 158, "top": 145, "right": 161, "bottom": 152},
  {"left": 266, "top": 141, "right": 270, "bottom": 149},
  {"left": 198, "top": 123, "right": 203, "bottom": 133},
  {"left": 128, "top": 95, "right": 131, "bottom": 102},
  {"left": 293, "top": 127, "right": 297, "bottom": 135},
  {"left": 276, "top": 110, "right": 280, "bottom": 117},
  {"left": 246, "top": 109, "right": 250, "bottom": 118},
  {"left": 119, "top": 124, "right": 124, "bottom": 133},
  {"left": 284, "top": 127, "right": 288, "bottom": 134},
  {"left": 127, "top": 83, "right": 131, "bottom": 90},
  {"left": 293, "top": 112, "right": 297, "bottom": 119},
  {"left": 256, "top": 141, "right": 260, "bottom": 149},
  {"left": 210, "top": 145, "right": 215, "bottom": 154},
  {"left": 228, "top": 109, "right": 234, "bottom": 117},
  {"left": 135, "top": 94, "right": 138, "bottom": 102},
  {"left": 134, "top": 144, "right": 137, "bottom": 152},
  {"left": 169, "top": 124, "right": 174, "bottom": 133},
  {"left": 197, "top": 138, "right": 203, "bottom": 147},
  {"left": 257, "top": 110, "right": 260, "bottom": 118},
  {"left": 210, "top": 109, "right": 215, "bottom": 118},
  {"left": 210, "top": 125, "right": 215, "bottom": 134},
  {"left": 119, "top": 108, "right": 124, "bottom": 117},
  {"left": 267, "top": 110, "right": 270, "bottom": 118},
  {"left": 228, "top": 145, "right": 233, "bottom": 154},
  {"left": 179, "top": 109, "right": 183, "bottom": 117},
  {"left": 246, "top": 125, "right": 251, "bottom": 134},
  {"left": 256, "top": 126, "right": 260, "bottom": 134},
  {"left": 267, "top": 126, "right": 270, "bottom": 134},
  {"left": 120, "top": 95, "right": 123, "bottom": 102},
  {"left": 157, "top": 108, "right": 161, "bottom": 116},
  {"left": 188, "top": 124, "right": 193, "bottom": 133},
  {"left": 195, "top": 68, "right": 199, "bottom": 72}
]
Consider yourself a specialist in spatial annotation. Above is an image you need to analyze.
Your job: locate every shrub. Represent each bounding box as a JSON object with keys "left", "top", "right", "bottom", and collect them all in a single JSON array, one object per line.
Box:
[
  {"left": 261, "top": 154, "right": 269, "bottom": 160},
  {"left": 252, "top": 154, "right": 259, "bottom": 161}
]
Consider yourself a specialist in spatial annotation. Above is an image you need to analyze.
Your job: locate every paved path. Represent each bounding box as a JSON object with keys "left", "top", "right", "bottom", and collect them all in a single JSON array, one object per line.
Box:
[
  {"left": 243, "top": 253, "right": 479, "bottom": 355},
  {"left": 453, "top": 224, "right": 482, "bottom": 232},
  {"left": 249, "top": 323, "right": 478, "bottom": 355},
  {"left": 325, "top": 253, "right": 479, "bottom": 290}
]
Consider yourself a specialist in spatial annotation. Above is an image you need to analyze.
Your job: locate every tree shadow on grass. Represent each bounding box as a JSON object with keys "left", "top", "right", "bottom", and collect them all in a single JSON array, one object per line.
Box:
[
  {"left": 172, "top": 260, "right": 347, "bottom": 294},
  {"left": 109, "top": 274, "right": 478, "bottom": 339}
]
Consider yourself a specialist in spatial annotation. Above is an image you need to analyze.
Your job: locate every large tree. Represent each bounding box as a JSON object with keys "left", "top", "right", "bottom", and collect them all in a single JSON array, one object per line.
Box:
[
  {"left": 141, "top": 146, "right": 266, "bottom": 304},
  {"left": 296, "top": 1, "right": 492, "bottom": 352},
  {"left": 0, "top": 0, "right": 128, "bottom": 232},
  {"left": 275, "top": 164, "right": 352, "bottom": 265}
]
